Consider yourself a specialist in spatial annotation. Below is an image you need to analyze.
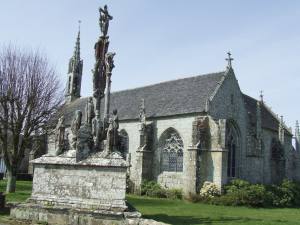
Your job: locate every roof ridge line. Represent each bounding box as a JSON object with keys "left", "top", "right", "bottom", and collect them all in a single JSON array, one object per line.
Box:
[
  {"left": 262, "top": 102, "right": 292, "bottom": 134},
  {"left": 110, "top": 71, "right": 226, "bottom": 94}
]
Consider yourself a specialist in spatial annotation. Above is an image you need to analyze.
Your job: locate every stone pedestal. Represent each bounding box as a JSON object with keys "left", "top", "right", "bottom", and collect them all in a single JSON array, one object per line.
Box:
[
  {"left": 133, "top": 149, "right": 153, "bottom": 194},
  {"left": 184, "top": 146, "right": 198, "bottom": 196},
  {"left": 10, "top": 150, "right": 141, "bottom": 225}
]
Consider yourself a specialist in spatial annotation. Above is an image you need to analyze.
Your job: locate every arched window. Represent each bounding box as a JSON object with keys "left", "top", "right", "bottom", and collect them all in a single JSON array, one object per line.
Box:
[
  {"left": 119, "top": 129, "right": 129, "bottom": 159},
  {"left": 226, "top": 121, "right": 240, "bottom": 178},
  {"left": 159, "top": 129, "right": 184, "bottom": 172}
]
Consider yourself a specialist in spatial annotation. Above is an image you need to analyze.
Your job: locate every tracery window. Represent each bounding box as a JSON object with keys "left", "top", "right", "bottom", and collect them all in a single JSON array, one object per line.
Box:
[
  {"left": 160, "top": 131, "right": 184, "bottom": 172},
  {"left": 226, "top": 121, "right": 240, "bottom": 178}
]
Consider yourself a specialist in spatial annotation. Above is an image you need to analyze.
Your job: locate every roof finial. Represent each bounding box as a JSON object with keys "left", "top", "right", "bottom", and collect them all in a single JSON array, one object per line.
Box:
[
  {"left": 260, "top": 90, "right": 264, "bottom": 102},
  {"left": 78, "top": 20, "right": 81, "bottom": 32},
  {"left": 226, "top": 51, "right": 234, "bottom": 68}
]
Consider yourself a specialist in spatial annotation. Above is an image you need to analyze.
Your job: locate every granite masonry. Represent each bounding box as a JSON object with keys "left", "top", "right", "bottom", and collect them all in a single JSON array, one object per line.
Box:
[
  {"left": 21, "top": 5, "right": 300, "bottom": 221},
  {"left": 10, "top": 5, "right": 172, "bottom": 225}
]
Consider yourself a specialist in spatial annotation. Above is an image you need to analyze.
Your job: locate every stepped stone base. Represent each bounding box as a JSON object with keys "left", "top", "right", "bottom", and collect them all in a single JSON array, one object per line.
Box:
[
  {"left": 11, "top": 202, "right": 141, "bottom": 225},
  {"left": 11, "top": 202, "right": 168, "bottom": 225}
]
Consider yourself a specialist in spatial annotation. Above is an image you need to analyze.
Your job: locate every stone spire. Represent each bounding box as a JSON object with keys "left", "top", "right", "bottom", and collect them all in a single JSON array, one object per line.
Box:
[
  {"left": 295, "top": 120, "right": 300, "bottom": 151},
  {"left": 279, "top": 116, "right": 285, "bottom": 144},
  {"left": 65, "top": 21, "right": 83, "bottom": 103}
]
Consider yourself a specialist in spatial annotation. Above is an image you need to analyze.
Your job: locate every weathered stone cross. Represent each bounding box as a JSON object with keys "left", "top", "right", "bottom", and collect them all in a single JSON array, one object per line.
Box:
[{"left": 226, "top": 51, "right": 234, "bottom": 68}]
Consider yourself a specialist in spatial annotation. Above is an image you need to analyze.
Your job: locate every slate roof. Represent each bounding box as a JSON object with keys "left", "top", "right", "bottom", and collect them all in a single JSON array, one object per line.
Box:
[
  {"left": 57, "top": 72, "right": 290, "bottom": 136},
  {"left": 243, "top": 94, "right": 292, "bottom": 135},
  {"left": 60, "top": 72, "right": 225, "bottom": 125}
]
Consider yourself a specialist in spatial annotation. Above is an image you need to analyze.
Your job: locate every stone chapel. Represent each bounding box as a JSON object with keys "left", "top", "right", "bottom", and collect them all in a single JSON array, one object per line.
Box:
[{"left": 47, "top": 22, "right": 300, "bottom": 197}]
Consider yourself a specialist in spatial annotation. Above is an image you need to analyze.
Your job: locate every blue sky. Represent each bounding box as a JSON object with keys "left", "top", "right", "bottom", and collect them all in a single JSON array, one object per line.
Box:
[{"left": 1, "top": 0, "right": 299, "bottom": 132}]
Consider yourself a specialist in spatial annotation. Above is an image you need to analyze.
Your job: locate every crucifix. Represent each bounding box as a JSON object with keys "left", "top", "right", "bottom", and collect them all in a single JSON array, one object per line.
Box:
[
  {"left": 260, "top": 90, "right": 264, "bottom": 102},
  {"left": 226, "top": 51, "right": 234, "bottom": 68}
]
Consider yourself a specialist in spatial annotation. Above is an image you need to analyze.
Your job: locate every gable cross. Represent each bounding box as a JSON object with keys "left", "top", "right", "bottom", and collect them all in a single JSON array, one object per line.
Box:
[{"left": 226, "top": 51, "right": 234, "bottom": 68}]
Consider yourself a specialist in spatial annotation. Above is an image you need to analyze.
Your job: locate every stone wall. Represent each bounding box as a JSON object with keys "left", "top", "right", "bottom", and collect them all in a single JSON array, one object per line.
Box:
[
  {"left": 208, "top": 69, "right": 248, "bottom": 184},
  {"left": 119, "top": 114, "right": 198, "bottom": 194},
  {"left": 31, "top": 163, "right": 127, "bottom": 210}
]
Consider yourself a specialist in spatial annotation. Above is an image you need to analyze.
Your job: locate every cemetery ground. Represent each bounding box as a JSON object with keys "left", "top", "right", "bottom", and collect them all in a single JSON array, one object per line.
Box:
[{"left": 0, "top": 181, "right": 300, "bottom": 225}]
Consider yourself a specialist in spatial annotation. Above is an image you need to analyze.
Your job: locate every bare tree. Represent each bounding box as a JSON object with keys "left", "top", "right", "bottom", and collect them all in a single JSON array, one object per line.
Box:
[{"left": 0, "top": 46, "right": 63, "bottom": 192}]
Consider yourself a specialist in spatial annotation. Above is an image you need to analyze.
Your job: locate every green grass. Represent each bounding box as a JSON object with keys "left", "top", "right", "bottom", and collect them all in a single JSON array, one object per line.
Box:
[
  {"left": 0, "top": 180, "right": 32, "bottom": 203},
  {"left": 126, "top": 195, "right": 300, "bottom": 225},
  {"left": 1, "top": 181, "right": 300, "bottom": 225}
]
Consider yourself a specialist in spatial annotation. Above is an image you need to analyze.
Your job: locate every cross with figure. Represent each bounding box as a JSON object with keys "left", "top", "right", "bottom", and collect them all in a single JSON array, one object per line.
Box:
[
  {"left": 99, "top": 5, "right": 113, "bottom": 37},
  {"left": 226, "top": 51, "right": 234, "bottom": 68}
]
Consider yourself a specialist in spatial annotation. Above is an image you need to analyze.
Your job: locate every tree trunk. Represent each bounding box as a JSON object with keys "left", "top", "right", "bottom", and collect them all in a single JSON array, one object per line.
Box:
[{"left": 6, "top": 167, "right": 17, "bottom": 193}]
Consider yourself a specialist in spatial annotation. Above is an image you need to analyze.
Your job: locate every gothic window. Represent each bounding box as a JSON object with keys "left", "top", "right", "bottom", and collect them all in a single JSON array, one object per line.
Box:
[
  {"left": 271, "top": 138, "right": 284, "bottom": 160},
  {"left": 159, "top": 129, "right": 184, "bottom": 172},
  {"left": 119, "top": 129, "right": 129, "bottom": 159},
  {"left": 162, "top": 149, "right": 169, "bottom": 171},
  {"left": 226, "top": 121, "right": 240, "bottom": 178},
  {"left": 177, "top": 149, "right": 183, "bottom": 171}
]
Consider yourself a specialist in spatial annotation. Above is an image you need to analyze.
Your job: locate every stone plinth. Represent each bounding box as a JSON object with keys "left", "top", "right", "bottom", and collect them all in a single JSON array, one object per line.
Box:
[{"left": 11, "top": 150, "right": 135, "bottom": 224}]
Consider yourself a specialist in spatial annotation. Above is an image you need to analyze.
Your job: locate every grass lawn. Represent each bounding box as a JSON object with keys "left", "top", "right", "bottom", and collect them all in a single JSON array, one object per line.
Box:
[
  {"left": 1, "top": 181, "right": 300, "bottom": 225},
  {"left": 0, "top": 180, "right": 32, "bottom": 203},
  {"left": 127, "top": 195, "right": 300, "bottom": 225}
]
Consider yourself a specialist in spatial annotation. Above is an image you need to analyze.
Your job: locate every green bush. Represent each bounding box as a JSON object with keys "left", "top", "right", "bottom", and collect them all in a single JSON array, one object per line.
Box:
[
  {"left": 224, "top": 179, "right": 251, "bottom": 194},
  {"left": 141, "top": 180, "right": 182, "bottom": 199},
  {"left": 212, "top": 179, "right": 300, "bottom": 208},
  {"left": 165, "top": 188, "right": 183, "bottom": 200}
]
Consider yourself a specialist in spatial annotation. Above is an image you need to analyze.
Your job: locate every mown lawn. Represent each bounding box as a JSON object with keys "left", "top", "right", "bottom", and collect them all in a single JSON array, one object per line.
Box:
[
  {"left": 0, "top": 180, "right": 32, "bottom": 203},
  {"left": 1, "top": 181, "right": 300, "bottom": 225},
  {"left": 126, "top": 195, "right": 300, "bottom": 225}
]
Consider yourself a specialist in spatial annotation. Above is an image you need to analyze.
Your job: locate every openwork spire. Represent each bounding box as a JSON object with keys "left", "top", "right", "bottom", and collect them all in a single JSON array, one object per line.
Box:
[{"left": 73, "top": 20, "right": 81, "bottom": 66}]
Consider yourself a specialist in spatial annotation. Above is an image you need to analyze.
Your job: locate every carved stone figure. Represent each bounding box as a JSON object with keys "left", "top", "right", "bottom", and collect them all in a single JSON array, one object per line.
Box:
[
  {"left": 55, "top": 116, "right": 65, "bottom": 155},
  {"left": 85, "top": 97, "right": 95, "bottom": 126},
  {"left": 106, "top": 109, "right": 119, "bottom": 152},
  {"left": 76, "top": 124, "right": 94, "bottom": 161},
  {"left": 192, "top": 116, "right": 209, "bottom": 149},
  {"left": 93, "top": 38, "right": 108, "bottom": 99},
  {"left": 92, "top": 116, "right": 104, "bottom": 151},
  {"left": 71, "top": 110, "right": 82, "bottom": 149},
  {"left": 99, "top": 5, "right": 113, "bottom": 37},
  {"left": 105, "top": 52, "right": 116, "bottom": 74}
]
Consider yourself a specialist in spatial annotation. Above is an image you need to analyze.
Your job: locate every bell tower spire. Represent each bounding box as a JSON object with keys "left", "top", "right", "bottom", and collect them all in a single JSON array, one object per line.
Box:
[{"left": 65, "top": 21, "right": 83, "bottom": 103}]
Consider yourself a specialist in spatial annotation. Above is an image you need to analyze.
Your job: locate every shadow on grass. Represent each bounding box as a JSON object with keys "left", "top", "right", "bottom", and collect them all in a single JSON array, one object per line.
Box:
[{"left": 143, "top": 214, "right": 264, "bottom": 225}]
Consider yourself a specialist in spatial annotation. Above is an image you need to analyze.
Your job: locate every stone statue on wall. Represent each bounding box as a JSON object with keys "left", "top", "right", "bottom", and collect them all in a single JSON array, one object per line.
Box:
[
  {"left": 71, "top": 110, "right": 82, "bottom": 149},
  {"left": 55, "top": 116, "right": 65, "bottom": 155},
  {"left": 99, "top": 5, "right": 113, "bottom": 37},
  {"left": 106, "top": 109, "right": 119, "bottom": 152},
  {"left": 85, "top": 97, "right": 95, "bottom": 126},
  {"left": 192, "top": 116, "right": 209, "bottom": 149}
]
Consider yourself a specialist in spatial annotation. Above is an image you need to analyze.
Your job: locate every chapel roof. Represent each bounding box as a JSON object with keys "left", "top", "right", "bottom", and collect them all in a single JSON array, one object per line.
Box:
[
  {"left": 243, "top": 94, "right": 292, "bottom": 135},
  {"left": 57, "top": 72, "right": 290, "bottom": 136},
  {"left": 60, "top": 71, "right": 225, "bottom": 125}
]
